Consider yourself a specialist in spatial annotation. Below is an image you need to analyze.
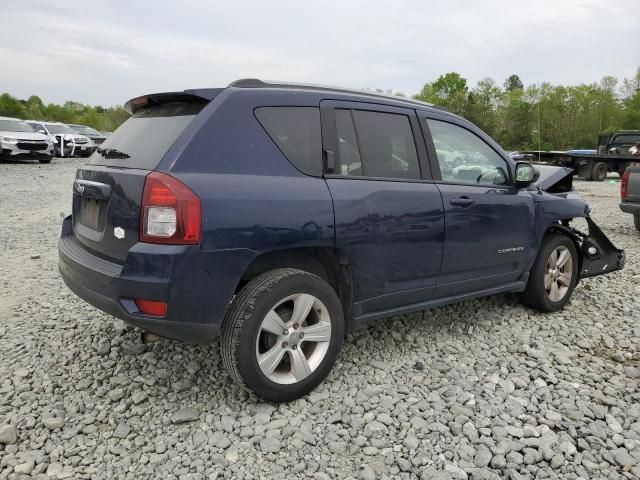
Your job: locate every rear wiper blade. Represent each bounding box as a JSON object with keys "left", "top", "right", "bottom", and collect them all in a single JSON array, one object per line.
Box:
[{"left": 97, "top": 147, "right": 130, "bottom": 159}]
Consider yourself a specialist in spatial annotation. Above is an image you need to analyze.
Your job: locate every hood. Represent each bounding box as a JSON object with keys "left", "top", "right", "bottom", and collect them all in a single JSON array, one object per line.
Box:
[
  {"left": 535, "top": 165, "right": 574, "bottom": 193},
  {"left": 0, "top": 130, "right": 50, "bottom": 141}
]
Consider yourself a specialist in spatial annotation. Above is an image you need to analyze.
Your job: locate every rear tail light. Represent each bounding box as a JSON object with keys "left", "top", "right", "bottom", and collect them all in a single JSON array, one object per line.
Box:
[
  {"left": 140, "top": 172, "right": 201, "bottom": 244},
  {"left": 135, "top": 299, "right": 168, "bottom": 317},
  {"left": 621, "top": 169, "right": 629, "bottom": 201}
]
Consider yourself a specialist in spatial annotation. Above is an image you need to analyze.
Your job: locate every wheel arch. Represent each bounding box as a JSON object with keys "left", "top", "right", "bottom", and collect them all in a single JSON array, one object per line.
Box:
[{"left": 236, "top": 247, "right": 354, "bottom": 326}]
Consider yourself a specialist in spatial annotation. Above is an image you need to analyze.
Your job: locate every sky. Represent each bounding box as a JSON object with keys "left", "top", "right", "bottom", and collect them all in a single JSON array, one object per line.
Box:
[{"left": 1, "top": 0, "right": 638, "bottom": 107}]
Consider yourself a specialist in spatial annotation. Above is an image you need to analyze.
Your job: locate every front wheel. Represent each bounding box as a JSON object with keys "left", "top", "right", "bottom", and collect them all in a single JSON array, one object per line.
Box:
[
  {"left": 221, "top": 268, "right": 344, "bottom": 402},
  {"left": 521, "top": 234, "right": 578, "bottom": 312}
]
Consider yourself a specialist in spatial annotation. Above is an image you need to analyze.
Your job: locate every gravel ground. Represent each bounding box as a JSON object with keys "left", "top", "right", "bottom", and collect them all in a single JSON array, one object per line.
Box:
[{"left": 0, "top": 158, "right": 639, "bottom": 480}]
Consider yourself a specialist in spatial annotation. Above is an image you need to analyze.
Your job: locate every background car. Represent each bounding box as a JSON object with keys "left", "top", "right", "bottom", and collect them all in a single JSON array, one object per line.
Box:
[
  {"left": 68, "top": 123, "right": 108, "bottom": 147},
  {"left": 0, "top": 116, "right": 54, "bottom": 163},
  {"left": 26, "top": 120, "right": 93, "bottom": 157}
]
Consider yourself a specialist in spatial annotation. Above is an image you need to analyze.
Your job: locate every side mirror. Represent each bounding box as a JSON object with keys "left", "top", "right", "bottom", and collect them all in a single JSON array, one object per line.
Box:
[{"left": 514, "top": 162, "right": 540, "bottom": 188}]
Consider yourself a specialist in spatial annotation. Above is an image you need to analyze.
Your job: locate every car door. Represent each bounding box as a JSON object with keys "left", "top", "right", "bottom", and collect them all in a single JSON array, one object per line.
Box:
[
  {"left": 321, "top": 100, "right": 445, "bottom": 316},
  {"left": 420, "top": 113, "right": 535, "bottom": 297}
]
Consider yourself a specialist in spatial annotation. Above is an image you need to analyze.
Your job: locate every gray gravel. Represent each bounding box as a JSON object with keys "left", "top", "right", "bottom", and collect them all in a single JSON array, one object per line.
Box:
[{"left": 1, "top": 158, "right": 639, "bottom": 479}]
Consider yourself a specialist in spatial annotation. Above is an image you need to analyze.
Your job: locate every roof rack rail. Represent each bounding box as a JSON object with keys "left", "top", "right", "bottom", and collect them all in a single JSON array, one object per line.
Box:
[{"left": 228, "top": 78, "right": 434, "bottom": 108}]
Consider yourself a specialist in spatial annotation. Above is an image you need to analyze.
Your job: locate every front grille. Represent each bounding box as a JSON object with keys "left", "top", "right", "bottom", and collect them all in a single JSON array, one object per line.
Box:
[
  {"left": 17, "top": 142, "right": 48, "bottom": 151},
  {"left": 93, "top": 138, "right": 105, "bottom": 145}
]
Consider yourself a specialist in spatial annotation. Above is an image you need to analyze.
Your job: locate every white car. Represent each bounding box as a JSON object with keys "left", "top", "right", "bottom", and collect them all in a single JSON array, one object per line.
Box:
[
  {"left": 0, "top": 116, "right": 54, "bottom": 163},
  {"left": 26, "top": 120, "right": 94, "bottom": 157}
]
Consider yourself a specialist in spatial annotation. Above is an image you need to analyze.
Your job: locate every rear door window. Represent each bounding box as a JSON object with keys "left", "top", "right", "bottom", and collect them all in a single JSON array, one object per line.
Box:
[
  {"left": 255, "top": 107, "right": 322, "bottom": 176},
  {"left": 335, "top": 109, "right": 362, "bottom": 176},
  {"left": 88, "top": 100, "right": 206, "bottom": 169},
  {"left": 347, "top": 110, "right": 420, "bottom": 180}
]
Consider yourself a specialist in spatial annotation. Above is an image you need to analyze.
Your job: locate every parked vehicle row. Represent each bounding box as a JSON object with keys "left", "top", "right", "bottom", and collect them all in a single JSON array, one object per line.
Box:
[
  {"left": 58, "top": 79, "right": 625, "bottom": 401},
  {"left": 0, "top": 116, "right": 109, "bottom": 163}
]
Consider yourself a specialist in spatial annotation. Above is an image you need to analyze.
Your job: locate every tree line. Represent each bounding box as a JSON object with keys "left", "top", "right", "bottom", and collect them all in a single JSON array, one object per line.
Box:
[
  {"left": 2, "top": 67, "right": 639, "bottom": 149},
  {"left": 0, "top": 94, "right": 128, "bottom": 133},
  {"left": 411, "top": 68, "right": 640, "bottom": 151}
]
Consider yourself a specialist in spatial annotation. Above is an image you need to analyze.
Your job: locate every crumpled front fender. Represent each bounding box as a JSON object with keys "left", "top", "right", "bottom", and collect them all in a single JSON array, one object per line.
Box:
[
  {"left": 578, "top": 216, "right": 625, "bottom": 278},
  {"left": 551, "top": 216, "right": 625, "bottom": 279}
]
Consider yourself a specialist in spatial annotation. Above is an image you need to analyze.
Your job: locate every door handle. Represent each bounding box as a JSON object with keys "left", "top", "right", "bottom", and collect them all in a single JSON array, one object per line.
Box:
[
  {"left": 323, "top": 149, "right": 336, "bottom": 174},
  {"left": 450, "top": 197, "right": 475, "bottom": 207}
]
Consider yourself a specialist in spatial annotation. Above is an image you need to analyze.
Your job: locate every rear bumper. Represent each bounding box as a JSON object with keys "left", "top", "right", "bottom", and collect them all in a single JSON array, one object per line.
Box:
[
  {"left": 72, "top": 144, "right": 94, "bottom": 157},
  {"left": 58, "top": 216, "right": 253, "bottom": 343},
  {"left": 620, "top": 202, "right": 640, "bottom": 215}
]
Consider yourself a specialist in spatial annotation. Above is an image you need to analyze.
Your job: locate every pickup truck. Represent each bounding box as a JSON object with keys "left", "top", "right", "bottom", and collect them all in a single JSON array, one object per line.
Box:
[{"left": 621, "top": 166, "right": 640, "bottom": 231}]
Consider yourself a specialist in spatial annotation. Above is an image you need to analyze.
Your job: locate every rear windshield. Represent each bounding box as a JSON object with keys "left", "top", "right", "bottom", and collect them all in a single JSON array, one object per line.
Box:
[
  {"left": 71, "top": 125, "right": 101, "bottom": 136},
  {"left": 88, "top": 100, "right": 206, "bottom": 169},
  {"left": 47, "top": 124, "right": 77, "bottom": 134}
]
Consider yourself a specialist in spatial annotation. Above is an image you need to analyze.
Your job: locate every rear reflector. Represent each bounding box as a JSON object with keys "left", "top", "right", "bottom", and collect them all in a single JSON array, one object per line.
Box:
[
  {"left": 135, "top": 299, "right": 168, "bottom": 317},
  {"left": 140, "top": 172, "right": 201, "bottom": 244}
]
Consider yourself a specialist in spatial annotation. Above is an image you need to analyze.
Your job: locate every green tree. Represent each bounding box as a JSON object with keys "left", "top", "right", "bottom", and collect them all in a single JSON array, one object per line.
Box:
[
  {"left": 504, "top": 74, "right": 524, "bottom": 92},
  {"left": 415, "top": 72, "right": 469, "bottom": 114}
]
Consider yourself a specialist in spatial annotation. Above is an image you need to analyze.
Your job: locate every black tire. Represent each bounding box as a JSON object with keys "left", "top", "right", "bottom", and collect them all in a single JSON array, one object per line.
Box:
[
  {"left": 521, "top": 234, "right": 579, "bottom": 312},
  {"left": 635, "top": 215, "right": 640, "bottom": 232},
  {"left": 38, "top": 156, "right": 53, "bottom": 164},
  {"left": 221, "top": 268, "right": 344, "bottom": 402},
  {"left": 591, "top": 162, "right": 608, "bottom": 182}
]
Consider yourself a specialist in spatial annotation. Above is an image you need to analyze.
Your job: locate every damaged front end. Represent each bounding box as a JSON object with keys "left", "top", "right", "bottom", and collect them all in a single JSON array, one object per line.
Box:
[
  {"left": 534, "top": 165, "right": 625, "bottom": 279},
  {"left": 561, "top": 216, "right": 625, "bottom": 278}
]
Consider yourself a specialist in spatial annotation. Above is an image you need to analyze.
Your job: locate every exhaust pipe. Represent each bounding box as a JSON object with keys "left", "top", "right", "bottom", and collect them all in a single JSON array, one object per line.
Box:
[{"left": 141, "top": 331, "right": 163, "bottom": 344}]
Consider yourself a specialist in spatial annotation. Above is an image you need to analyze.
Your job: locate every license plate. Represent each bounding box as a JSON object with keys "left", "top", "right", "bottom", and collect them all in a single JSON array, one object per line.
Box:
[{"left": 79, "top": 198, "right": 102, "bottom": 230}]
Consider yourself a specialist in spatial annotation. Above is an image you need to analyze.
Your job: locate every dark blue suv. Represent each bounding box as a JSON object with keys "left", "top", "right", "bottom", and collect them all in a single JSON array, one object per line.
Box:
[{"left": 59, "top": 79, "right": 624, "bottom": 401}]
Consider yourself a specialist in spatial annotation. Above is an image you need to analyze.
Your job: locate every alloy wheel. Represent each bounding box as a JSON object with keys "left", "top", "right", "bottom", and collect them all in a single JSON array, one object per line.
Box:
[
  {"left": 544, "top": 246, "right": 573, "bottom": 302},
  {"left": 255, "top": 293, "right": 332, "bottom": 385}
]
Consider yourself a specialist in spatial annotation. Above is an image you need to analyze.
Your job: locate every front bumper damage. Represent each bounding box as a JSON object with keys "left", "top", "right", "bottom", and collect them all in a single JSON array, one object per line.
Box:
[{"left": 568, "top": 216, "right": 625, "bottom": 279}]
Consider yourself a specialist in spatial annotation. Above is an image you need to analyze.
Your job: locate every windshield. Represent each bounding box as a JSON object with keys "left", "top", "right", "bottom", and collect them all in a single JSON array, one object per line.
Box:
[
  {"left": 71, "top": 125, "right": 100, "bottom": 135},
  {"left": 47, "top": 124, "right": 77, "bottom": 134},
  {"left": 0, "top": 120, "right": 35, "bottom": 133},
  {"left": 88, "top": 100, "right": 206, "bottom": 169}
]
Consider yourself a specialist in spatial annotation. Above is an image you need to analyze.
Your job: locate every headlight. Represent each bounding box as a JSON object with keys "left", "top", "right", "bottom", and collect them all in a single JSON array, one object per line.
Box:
[
  {"left": 64, "top": 134, "right": 73, "bottom": 141},
  {"left": 0, "top": 136, "right": 18, "bottom": 144}
]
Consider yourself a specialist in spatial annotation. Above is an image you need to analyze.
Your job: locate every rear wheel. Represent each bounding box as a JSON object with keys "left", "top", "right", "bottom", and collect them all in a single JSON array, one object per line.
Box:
[
  {"left": 221, "top": 268, "right": 344, "bottom": 402},
  {"left": 635, "top": 215, "right": 640, "bottom": 232},
  {"left": 521, "top": 234, "right": 578, "bottom": 312},
  {"left": 591, "top": 162, "right": 608, "bottom": 182}
]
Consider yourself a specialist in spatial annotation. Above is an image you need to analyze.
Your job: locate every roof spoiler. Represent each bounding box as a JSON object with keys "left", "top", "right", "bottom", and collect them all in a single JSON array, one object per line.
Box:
[{"left": 124, "top": 89, "right": 224, "bottom": 115}]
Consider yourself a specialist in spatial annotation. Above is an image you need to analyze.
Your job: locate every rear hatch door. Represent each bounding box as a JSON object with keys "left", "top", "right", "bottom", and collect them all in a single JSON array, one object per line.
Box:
[{"left": 72, "top": 96, "right": 208, "bottom": 263}]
